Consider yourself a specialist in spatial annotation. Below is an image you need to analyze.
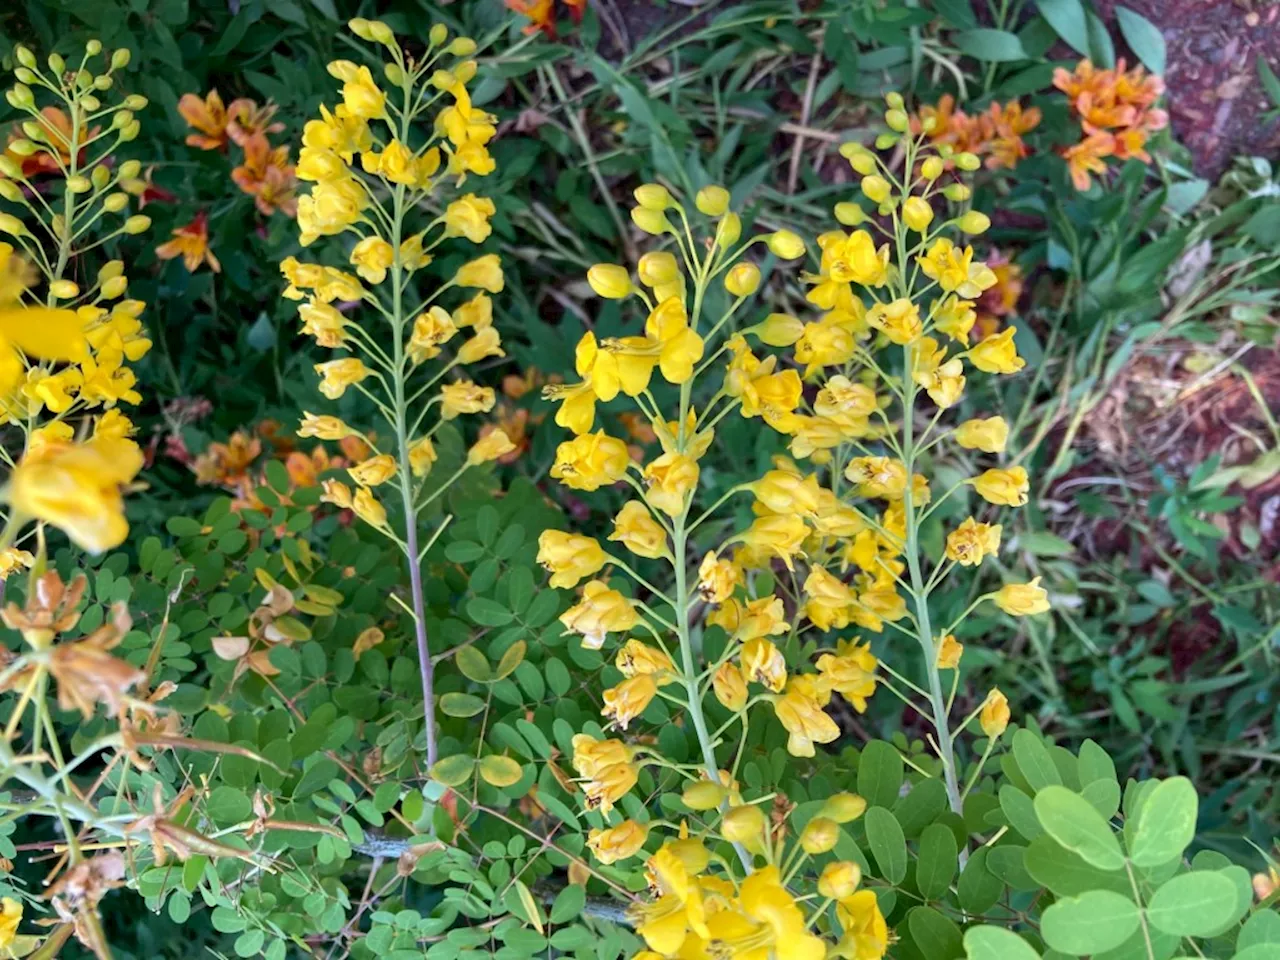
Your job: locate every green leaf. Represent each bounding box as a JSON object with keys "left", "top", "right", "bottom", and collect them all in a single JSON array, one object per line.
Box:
[
  {"left": 1024, "top": 835, "right": 1129, "bottom": 897},
  {"left": 916, "top": 823, "right": 959, "bottom": 900},
  {"left": 1036, "top": 0, "right": 1090, "bottom": 55},
  {"left": 952, "top": 28, "right": 1027, "bottom": 62},
  {"left": 550, "top": 884, "right": 585, "bottom": 925},
  {"left": 1128, "top": 776, "right": 1197, "bottom": 868},
  {"left": 1115, "top": 6, "right": 1166, "bottom": 75},
  {"left": 478, "top": 755, "right": 524, "bottom": 788},
  {"left": 504, "top": 878, "right": 544, "bottom": 933},
  {"left": 495, "top": 640, "right": 526, "bottom": 680},
  {"left": 963, "top": 925, "right": 1041, "bottom": 960},
  {"left": 857, "top": 741, "right": 904, "bottom": 809},
  {"left": 440, "top": 692, "right": 487, "bottom": 718},
  {"left": 455, "top": 646, "right": 491, "bottom": 682},
  {"left": 1012, "top": 729, "right": 1062, "bottom": 792},
  {"left": 1236, "top": 947, "right": 1280, "bottom": 960},
  {"left": 1085, "top": 10, "right": 1115, "bottom": 67},
  {"left": 907, "top": 906, "right": 964, "bottom": 959},
  {"left": 1258, "top": 56, "right": 1280, "bottom": 108},
  {"left": 1034, "top": 785, "right": 1125, "bottom": 871},
  {"left": 1145, "top": 870, "right": 1241, "bottom": 937},
  {"left": 957, "top": 848, "right": 1004, "bottom": 913},
  {"left": 205, "top": 786, "right": 251, "bottom": 826},
  {"left": 1041, "top": 890, "right": 1141, "bottom": 955},
  {"left": 430, "top": 754, "right": 475, "bottom": 787},
  {"left": 1240, "top": 910, "right": 1280, "bottom": 949},
  {"left": 467, "top": 596, "right": 513, "bottom": 627},
  {"left": 1000, "top": 785, "right": 1045, "bottom": 842},
  {"left": 865, "top": 806, "right": 908, "bottom": 884}
]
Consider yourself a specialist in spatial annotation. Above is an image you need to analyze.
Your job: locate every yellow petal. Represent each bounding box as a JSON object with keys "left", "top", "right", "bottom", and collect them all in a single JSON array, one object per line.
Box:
[{"left": 0, "top": 306, "right": 88, "bottom": 361}]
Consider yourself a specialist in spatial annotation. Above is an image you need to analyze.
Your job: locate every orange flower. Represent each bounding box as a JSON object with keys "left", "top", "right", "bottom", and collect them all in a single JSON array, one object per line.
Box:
[
  {"left": 1054, "top": 59, "right": 1166, "bottom": 188},
  {"left": 507, "top": 0, "right": 583, "bottom": 36},
  {"left": 911, "top": 95, "right": 1039, "bottom": 171},
  {"left": 225, "top": 98, "right": 285, "bottom": 147},
  {"left": 178, "top": 90, "right": 231, "bottom": 151},
  {"left": 5, "top": 107, "right": 97, "bottom": 178},
  {"left": 231, "top": 134, "right": 298, "bottom": 217},
  {"left": 984, "top": 100, "right": 1041, "bottom": 170},
  {"left": 1063, "top": 132, "right": 1115, "bottom": 191},
  {"left": 974, "top": 249, "right": 1023, "bottom": 338},
  {"left": 156, "top": 212, "right": 220, "bottom": 273}
]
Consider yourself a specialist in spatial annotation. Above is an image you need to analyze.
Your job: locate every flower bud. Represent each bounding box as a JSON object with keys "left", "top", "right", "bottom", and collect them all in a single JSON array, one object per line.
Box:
[
  {"left": 885, "top": 108, "right": 908, "bottom": 132},
  {"left": 800, "top": 816, "right": 840, "bottom": 854},
  {"left": 756, "top": 313, "right": 804, "bottom": 347},
  {"left": 429, "top": 23, "right": 449, "bottom": 46},
  {"left": 860, "top": 175, "right": 890, "bottom": 204},
  {"left": 66, "top": 175, "right": 92, "bottom": 194},
  {"left": 118, "top": 120, "right": 140, "bottom": 141},
  {"left": 630, "top": 206, "right": 670, "bottom": 235},
  {"left": 14, "top": 68, "right": 35, "bottom": 84},
  {"left": 959, "top": 210, "right": 991, "bottom": 234},
  {"left": 7, "top": 85, "right": 34, "bottom": 110},
  {"left": 101, "top": 275, "right": 128, "bottom": 299},
  {"left": 695, "top": 185, "right": 730, "bottom": 216},
  {"left": 448, "top": 36, "right": 476, "bottom": 55},
  {"left": 634, "top": 183, "right": 672, "bottom": 211},
  {"left": 112, "top": 110, "right": 134, "bottom": 129},
  {"left": 943, "top": 184, "right": 971, "bottom": 202},
  {"left": 86, "top": 39, "right": 103, "bottom": 56},
  {"left": 48, "top": 53, "right": 65, "bottom": 74},
  {"left": 902, "top": 196, "right": 933, "bottom": 233},
  {"left": 874, "top": 133, "right": 899, "bottom": 150},
  {"left": 820, "top": 792, "right": 867, "bottom": 823},
  {"left": 50, "top": 280, "right": 79, "bottom": 299},
  {"left": 50, "top": 214, "right": 66, "bottom": 239},
  {"left": 124, "top": 94, "right": 148, "bottom": 110},
  {"left": 21, "top": 121, "right": 45, "bottom": 143},
  {"left": 818, "top": 861, "right": 862, "bottom": 899},
  {"left": 111, "top": 48, "right": 131, "bottom": 69},
  {"left": 714, "top": 211, "right": 741, "bottom": 247},
  {"left": 123, "top": 214, "right": 150, "bottom": 235},
  {"left": 955, "top": 152, "right": 981, "bottom": 171},
  {"left": 369, "top": 20, "right": 395, "bottom": 45},
  {"left": 384, "top": 63, "right": 405, "bottom": 86},
  {"left": 766, "top": 229, "right": 805, "bottom": 260},
  {"left": 15, "top": 46, "right": 36, "bottom": 69},
  {"left": 0, "top": 182, "right": 21, "bottom": 203},
  {"left": 102, "top": 192, "right": 129, "bottom": 213},
  {"left": 834, "top": 202, "right": 866, "bottom": 226},
  {"left": 94, "top": 75, "right": 113, "bottom": 91},
  {"left": 885, "top": 91, "right": 904, "bottom": 110},
  {"left": 91, "top": 165, "right": 110, "bottom": 189},
  {"left": 0, "top": 213, "right": 28, "bottom": 237},
  {"left": 81, "top": 94, "right": 101, "bottom": 111},
  {"left": 0, "top": 157, "right": 20, "bottom": 178},
  {"left": 721, "top": 804, "right": 766, "bottom": 844},
  {"left": 7, "top": 140, "right": 36, "bottom": 157},
  {"left": 118, "top": 159, "right": 141, "bottom": 179},
  {"left": 349, "top": 17, "right": 374, "bottom": 38},
  {"left": 920, "top": 156, "right": 944, "bottom": 181},
  {"left": 845, "top": 150, "right": 877, "bottom": 176},
  {"left": 713, "top": 662, "right": 748, "bottom": 711},
  {"left": 724, "top": 262, "right": 761, "bottom": 297},
  {"left": 682, "top": 781, "right": 726, "bottom": 811},
  {"left": 587, "top": 263, "right": 632, "bottom": 299}
]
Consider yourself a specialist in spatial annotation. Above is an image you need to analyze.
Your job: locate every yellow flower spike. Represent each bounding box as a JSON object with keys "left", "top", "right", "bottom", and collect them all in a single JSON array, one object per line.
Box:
[
  {"left": 348, "top": 454, "right": 397, "bottom": 487},
  {"left": 351, "top": 486, "right": 388, "bottom": 529},
  {"left": 993, "top": 578, "right": 1050, "bottom": 616},
  {"left": 559, "top": 579, "right": 639, "bottom": 649},
  {"left": 695, "top": 185, "right": 730, "bottom": 216},
  {"left": 954, "top": 415, "right": 1009, "bottom": 453},
  {"left": 712, "top": 661, "right": 748, "bottom": 711},
  {"left": 551, "top": 430, "right": 631, "bottom": 491},
  {"left": 980, "top": 688, "right": 1011, "bottom": 738},
  {"left": 772, "top": 683, "right": 840, "bottom": 758},
  {"left": 314, "top": 357, "right": 371, "bottom": 399},
  {"left": 902, "top": 196, "right": 934, "bottom": 233},
  {"left": 968, "top": 466, "right": 1029, "bottom": 506},
  {"left": 724, "top": 262, "right": 761, "bottom": 297},
  {"left": 968, "top": 326, "right": 1025, "bottom": 374},
  {"left": 935, "top": 634, "right": 963, "bottom": 670},
  {"left": 860, "top": 175, "right": 891, "bottom": 204},
  {"left": 440, "top": 381, "right": 496, "bottom": 419},
  {"left": 608, "top": 500, "right": 668, "bottom": 559},
  {"left": 800, "top": 816, "right": 840, "bottom": 854},
  {"left": 945, "top": 517, "right": 1002, "bottom": 566},
  {"left": 602, "top": 674, "right": 657, "bottom": 729},
  {"left": 587, "top": 820, "right": 649, "bottom": 864},
  {"left": 644, "top": 296, "right": 704, "bottom": 384},
  {"left": 767, "top": 229, "right": 806, "bottom": 259},
  {"left": 537, "top": 530, "right": 607, "bottom": 589},
  {"left": 740, "top": 637, "right": 787, "bottom": 692},
  {"left": 821, "top": 792, "right": 868, "bottom": 823},
  {"left": 721, "top": 803, "right": 766, "bottom": 845},
  {"left": 587, "top": 263, "right": 632, "bottom": 299},
  {"left": 634, "top": 183, "right": 673, "bottom": 210},
  {"left": 755, "top": 312, "right": 805, "bottom": 347},
  {"left": 818, "top": 861, "right": 862, "bottom": 899}
]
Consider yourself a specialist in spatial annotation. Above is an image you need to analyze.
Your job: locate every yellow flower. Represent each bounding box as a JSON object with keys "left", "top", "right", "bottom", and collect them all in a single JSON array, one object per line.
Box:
[
  {"left": 816, "top": 640, "right": 878, "bottom": 713},
  {"left": 815, "top": 375, "right": 878, "bottom": 420},
  {"left": 315, "top": 357, "right": 371, "bottom": 399},
  {"left": 820, "top": 862, "right": 863, "bottom": 900},
  {"left": 993, "top": 578, "right": 1050, "bottom": 616},
  {"left": 440, "top": 381, "right": 495, "bottom": 419},
  {"left": 936, "top": 634, "right": 963, "bottom": 670},
  {"left": 560, "top": 579, "right": 639, "bottom": 649},
  {"left": 801, "top": 816, "right": 840, "bottom": 854},
  {"left": 0, "top": 546, "right": 35, "bottom": 581},
  {"left": 696, "top": 552, "right": 741, "bottom": 604},
  {"left": 467, "top": 428, "right": 516, "bottom": 464},
  {"left": 408, "top": 306, "right": 457, "bottom": 363},
  {"left": 917, "top": 238, "right": 996, "bottom": 298},
  {"left": 537, "top": 530, "right": 606, "bottom": 589},
  {"left": 587, "top": 263, "right": 632, "bottom": 299},
  {"left": 443, "top": 193, "right": 496, "bottom": 242},
  {"left": 645, "top": 297, "right": 704, "bottom": 385},
  {"left": 739, "top": 514, "right": 808, "bottom": 570},
  {"left": 320, "top": 479, "right": 354, "bottom": 509},
  {"left": 352, "top": 486, "right": 388, "bottom": 528},
  {"left": 969, "top": 466, "right": 1029, "bottom": 506},
  {"left": 733, "top": 595, "right": 788, "bottom": 642},
  {"left": 349, "top": 454, "right": 396, "bottom": 487},
  {"left": 724, "top": 262, "right": 761, "bottom": 297},
  {"left": 9, "top": 437, "right": 143, "bottom": 553},
  {"left": 844, "top": 456, "right": 909, "bottom": 501},
  {"left": 570, "top": 733, "right": 634, "bottom": 777},
  {"left": 633, "top": 847, "right": 711, "bottom": 955},
  {"left": 955, "top": 416, "right": 1008, "bottom": 453},
  {"left": 902, "top": 195, "right": 934, "bottom": 232},
  {"left": 297, "top": 176, "right": 366, "bottom": 245},
  {"left": 741, "top": 637, "right": 787, "bottom": 692},
  {"left": 968, "top": 326, "right": 1025, "bottom": 374},
  {"left": 822, "top": 792, "right": 868, "bottom": 823},
  {"left": 795, "top": 316, "right": 856, "bottom": 376},
  {"left": 637, "top": 251, "right": 682, "bottom": 301},
  {"left": 721, "top": 804, "right": 767, "bottom": 846},
  {"left": 454, "top": 254, "right": 503, "bottom": 292},
  {"left": 349, "top": 236, "right": 394, "bottom": 284},
  {"left": 910, "top": 336, "right": 966, "bottom": 409},
  {"left": 805, "top": 230, "right": 889, "bottom": 309},
  {"left": 834, "top": 890, "right": 889, "bottom": 960},
  {"left": 712, "top": 661, "right": 748, "bottom": 711},
  {"left": 608, "top": 501, "right": 668, "bottom": 559},
  {"left": 551, "top": 430, "right": 631, "bottom": 491},
  {"left": 616, "top": 638, "right": 676, "bottom": 682},
  {"left": 867, "top": 297, "right": 922, "bottom": 345},
  {"left": 602, "top": 674, "right": 657, "bottom": 729},
  {"left": 457, "top": 325, "right": 504, "bottom": 364},
  {"left": 587, "top": 820, "right": 648, "bottom": 864},
  {"left": 642, "top": 452, "right": 699, "bottom": 517},
  {"left": 773, "top": 684, "right": 840, "bottom": 757},
  {"left": 408, "top": 436, "right": 437, "bottom": 476},
  {"left": 298, "top": 412, "right": 354, "bottom": 441},
  {"left": 696, "top": 185, "right": 730, "bottom": 215},
  {"left": 298, "top": 299, "right": 349, "bottom": 348},
  {"left": 803, "top": 567, "right": 856, "bottom": 631},
  {"left": 454, "top": 291, "right": 493, "bottom": 328},
  {"left": 0, "top": 897, "right": 21, "bottom": 948},
  {"left": 933, "top": 295, "right": 977, "bottom": 345},
  {"left": 945, "top": 517, "right": 1002, "bottom": 566},
  {"left": 583, "top": 761, "right": 639, "bottom": 814},
  {"left": 329, "top": 61, "right": 386, "bottom": 119},
  {"left": 756, "top": 312, "right": 805, "bottom": 347},
  {"left": 28, "top": 422, "right": 75, "bottom": 457},
  {"left": 707, "top": 866, "right": 827, "bottom": 960},
  {"left": 301, "top": 103, "right": 372, "bottom": 162},
  {"left": 980, "top": 688, "right": 1010, "bottom": 738}
]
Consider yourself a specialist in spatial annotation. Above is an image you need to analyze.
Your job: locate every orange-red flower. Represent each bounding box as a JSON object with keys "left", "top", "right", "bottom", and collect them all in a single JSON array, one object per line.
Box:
[
  {"left": 178, "top": 90, "right": 231, "bottom": 151},
  {"left": 225, "top": 98, "right": 285, "bottom": 148},
  {"left": 5, "top": 107, "right": 97, "bottom": 178},
  {"left": 507, "top": 0, "right": 584, "bottom": 37},
  {"left": 230, "top": 134, "right": 298, "bottom": 217},
  {"left": 1062, "top": 132, "right": 1115, "bottom": 191},
  {"left": 912, "top": 95, "right": 1040, "bottom": 171},
  {"left": 156, "top": 212, "right": 220, "bottom": 273},
  {"left": 1054, "top": 59, "right": 1167, "bottom": 189},
  {"left": 974, "top": 249, "right": 1023, "bottom": 338}
]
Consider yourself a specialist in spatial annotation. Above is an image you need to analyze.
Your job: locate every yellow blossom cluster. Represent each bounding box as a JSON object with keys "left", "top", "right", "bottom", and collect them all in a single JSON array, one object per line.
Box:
[
  {"left": 0, "top": 41, "right": 151, "bottom": 560},
  {"left": 536, "top": 92, "right": 1053, "bottom": 960}
]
